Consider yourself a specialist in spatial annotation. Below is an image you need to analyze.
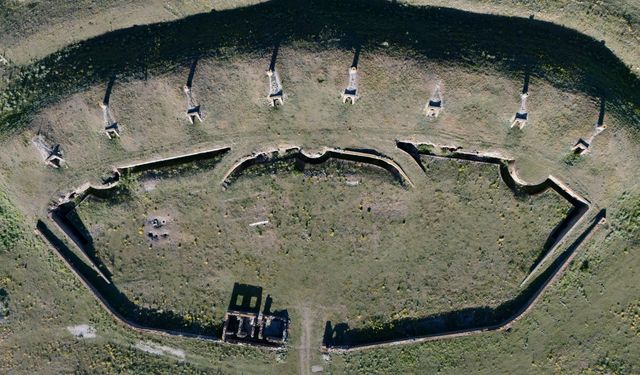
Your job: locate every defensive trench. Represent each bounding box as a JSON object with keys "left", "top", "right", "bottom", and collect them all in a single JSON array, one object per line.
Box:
[{"left": 35, "top": 142, "right": 604, "bottom": 352}]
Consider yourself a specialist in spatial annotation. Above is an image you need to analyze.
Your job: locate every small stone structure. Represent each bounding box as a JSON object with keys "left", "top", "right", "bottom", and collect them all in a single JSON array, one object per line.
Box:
[
  {"left": 222, "top": 311, "right": 288, "bottom": 346},
  {"left": 32, "top": 134, "right": 65, "bottom": 168},
  {"left": 571, "top": 138, "right": 590, "bottom": 155},
  {"left": 425, "top": 84, "right": 443, "bottom": 117},
  {"left": 266, "top": 69, "right": 284, "bottom": 106},
  {"left": 100, "top": 103, "right": 120, "bottom": 138},
  {"left": 341, "top": 67, "right": 359, "bottom": 104},
  {"left": 511, "top": 93, "right": 529, "bottom": 129},
  {"left": 144, "top": 216, "right": 170, "bottom": 243},
  {"left": 570, "top": 99, "right": 607, "bottom": 157},
  {"left": 183, "top": 85, "right": 202, "bottom": 124}
]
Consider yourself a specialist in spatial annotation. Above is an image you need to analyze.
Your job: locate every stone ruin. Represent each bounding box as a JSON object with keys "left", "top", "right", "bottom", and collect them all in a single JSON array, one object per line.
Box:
[
  {"left": 32, "top": 133, "right": 65, "bottom": 168},
  {"left": 222, "top": 283, "right": 288, "bottom": 347},
  {"left": 511, "top": 92, "right": 529, "bottom": 129},
  {"left": 267, "top": 69, "right": 284, "bottom": 107},
  {"left": 222, "top": 311, "right": 288, "bottom": 346},
  {"left": 571, "top": 138, "right": 590, "bottom": 155},
  {"left": 100, "top": 103, "right": 120, "bottom": 138},
  {"left": 341, "top": 66, "right": 359, "bottom": 104},
  {"left": 145, "top": 216, "right": 169, "bottom": 242},
  {"left": 425, "top": 84, "right": 443, "bottom": 117},
  {"left": 183, "top": 85, "right": 202, "bottom": 124},
  {"left": 570, "top": 96, "right": 607, "bottom": 157}
]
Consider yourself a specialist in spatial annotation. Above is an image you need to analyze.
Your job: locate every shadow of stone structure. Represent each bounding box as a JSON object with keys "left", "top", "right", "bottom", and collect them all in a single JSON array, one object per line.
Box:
[
  {"left": 597, "top": 93, "right": 607, "bottom": 130},
  {"left": 425, "top": 84, "right": 443, "bottom": 117},
  {"left": 184, "top": 57, "right": 202, "bottom": 123},
  {"left": 51, "top": 203, "right": 113, "bottom": 281}
]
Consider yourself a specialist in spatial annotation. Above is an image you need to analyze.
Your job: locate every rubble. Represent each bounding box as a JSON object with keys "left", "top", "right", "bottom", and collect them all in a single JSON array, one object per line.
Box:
[{"left": 222, "top": 284, "right": 288, "bottom": 347}]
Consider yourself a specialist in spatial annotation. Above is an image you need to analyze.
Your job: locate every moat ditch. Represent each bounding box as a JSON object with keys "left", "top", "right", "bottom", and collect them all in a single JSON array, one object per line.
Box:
[{"left": 36, "top": 144, "right": 595, "bottom": 349}]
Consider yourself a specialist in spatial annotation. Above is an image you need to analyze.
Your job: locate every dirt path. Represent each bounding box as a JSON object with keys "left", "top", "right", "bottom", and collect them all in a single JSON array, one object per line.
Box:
[{"left": 299, "top": 307, "right": 312, "bottom": 375}]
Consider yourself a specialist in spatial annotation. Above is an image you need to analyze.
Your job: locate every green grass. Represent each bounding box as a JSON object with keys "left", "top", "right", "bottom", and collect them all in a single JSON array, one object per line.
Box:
[
  {"left": 0, "top": 1, "right": 639, "bottom": 372},
  {"left": 0, "top": 190, "right": 22, "bottom": 252},
  {"left": 0, "top": 0, "right": 637, "bottom": 73},
  {"left": 406, "top": 0, "right": 640, "bottom": 71},
  {"left": 613, "top": 192, "right": 640, "bottom": 238},
  {"left": 68, "top": 156, "right": 570, "bottom": 341}
]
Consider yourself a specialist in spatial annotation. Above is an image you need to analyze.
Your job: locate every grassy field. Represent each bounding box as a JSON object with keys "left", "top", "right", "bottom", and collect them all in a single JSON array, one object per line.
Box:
[
  {"left": 0, "top": 0, "right": 263, "bottom": 65},
  {"left": 70, "top": 155, "right": 570, "bottom": 337},
  {"left": 0, "top": 1, "right": 639, "bottom": 373},
  {"left": 0, "top": 0, "right": 637, "bottom": 73},
  {"left": 0, "top": 39, "right": 639, "bottom": 373},
  {"left": 406, "top": 0, "right": 640, "bottom": 73}
]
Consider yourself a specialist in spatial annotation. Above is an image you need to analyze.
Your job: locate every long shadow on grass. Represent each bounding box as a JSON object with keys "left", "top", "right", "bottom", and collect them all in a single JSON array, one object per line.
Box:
[
  {"left": 186, "top": 56, "right": 199, "bottom": 88},
  {"left": 228, "top": 282, "right": 263, "bottom": 314},
  {"left": 1, "top": 0, "right": 638, "bottom": 131},
  {"left": 323, "top": 208, "right": 605, "bottom": 348},
  {"left": 102, "top": 75, "right": 116, "bottom": 106},
  {"left": 37, "top": 219, "right": 222, "bottom": 338},
  {"left": 51, "top": 203, "right": 113, "bottom": 280}
]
